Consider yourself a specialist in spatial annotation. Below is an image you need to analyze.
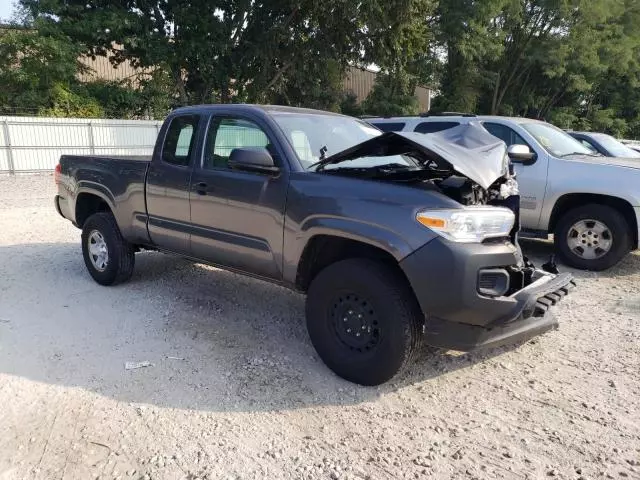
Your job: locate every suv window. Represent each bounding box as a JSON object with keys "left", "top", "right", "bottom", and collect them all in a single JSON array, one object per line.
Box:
[
  {"left": 371, "top": 122, "right": 406, "bottom": 132},
  {"left": 414, "top": 121, "right": 459, "bottom": 134},
  {"left": 483, "top": 122, "right": 528, "bottom": 147},
  {"left": 203, "top": 117, "right": 271, "bottom": 169},
  {"left": 162, "top": 115, "right": 200, "bottom": 166}
]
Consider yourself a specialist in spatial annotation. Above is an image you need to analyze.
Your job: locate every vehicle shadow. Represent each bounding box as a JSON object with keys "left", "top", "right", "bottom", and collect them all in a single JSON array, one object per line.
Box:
[
  {"left": 0, "top": 240, "right": 615, "bottom": 413},
  {"left": 519, "top": 237, "right": 640, "bottom": 279}
]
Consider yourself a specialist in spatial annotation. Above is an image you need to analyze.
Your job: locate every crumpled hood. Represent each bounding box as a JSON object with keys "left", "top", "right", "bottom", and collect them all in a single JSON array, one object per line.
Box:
[{"left": 319, "top": 122, "right": 509, "bottom": 189}]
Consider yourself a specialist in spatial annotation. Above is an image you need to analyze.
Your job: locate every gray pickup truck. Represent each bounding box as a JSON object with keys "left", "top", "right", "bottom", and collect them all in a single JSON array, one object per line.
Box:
[{"left": 54, "top": 104, "right": 574, "bottom": 385}]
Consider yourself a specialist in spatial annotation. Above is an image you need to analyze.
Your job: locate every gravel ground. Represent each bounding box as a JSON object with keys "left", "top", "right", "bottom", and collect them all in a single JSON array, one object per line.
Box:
[{"left": 0, "top": 173, "right": 639, "bottom": 480}]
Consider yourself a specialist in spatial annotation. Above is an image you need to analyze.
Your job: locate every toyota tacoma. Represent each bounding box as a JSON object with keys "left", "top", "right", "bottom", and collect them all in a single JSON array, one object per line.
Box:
[{"left": 54, "top": 105, "right": 574, "bottom": 385}]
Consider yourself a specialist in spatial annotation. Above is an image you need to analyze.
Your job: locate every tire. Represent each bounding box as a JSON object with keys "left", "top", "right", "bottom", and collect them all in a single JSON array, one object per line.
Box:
[
  {"left": 305, "top": 258, "right": 423, "bottom": 386},
  {"left": 554, "top": 204, "right": 631, "bottom": 271},
  {"left": 81, "top": 212, "right": 135, "bottom": 285}
]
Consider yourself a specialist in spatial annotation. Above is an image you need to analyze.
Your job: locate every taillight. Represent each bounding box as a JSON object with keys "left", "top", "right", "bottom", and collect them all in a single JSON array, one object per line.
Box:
[{"left": 54, "top": 163, "right": 62, "bottom": 185}]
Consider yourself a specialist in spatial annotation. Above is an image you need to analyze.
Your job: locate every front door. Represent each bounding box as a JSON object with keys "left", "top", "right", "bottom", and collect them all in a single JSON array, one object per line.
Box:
[
  {"left": 189, "top": 115, "right": 289, "bottom": 280},
  {"left": 146, "top": 114, "right": 202, "bottom": 253},
  {"left": 482, "top": 121, "right": 549, "bottom": 230}
]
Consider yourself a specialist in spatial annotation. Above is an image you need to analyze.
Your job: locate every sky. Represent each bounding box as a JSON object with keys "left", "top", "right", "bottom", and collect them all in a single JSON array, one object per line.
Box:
[{"left": 0, "top": 1, "right": 17, "bottom": 22}]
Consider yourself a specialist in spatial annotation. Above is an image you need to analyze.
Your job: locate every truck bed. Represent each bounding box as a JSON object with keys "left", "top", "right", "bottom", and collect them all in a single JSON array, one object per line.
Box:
[
  {"left": 57, "top": 154, "right": 151, "bottom": 244},
  {"left": 61, "top": 154, "right": 152, "bottom": 163}
]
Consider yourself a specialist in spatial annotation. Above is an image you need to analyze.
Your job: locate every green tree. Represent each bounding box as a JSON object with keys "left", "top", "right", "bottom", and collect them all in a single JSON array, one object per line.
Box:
[
  {"left": 0, "top": 25, "right": 86, "bottom": 114},
  {"left": 339, "top": 92, "right": 363, "bottom": 117},
  {"left": 272, "top": 59, "right": 346, "bottom": 112},
  {"left": 21, "top": 0, "right": 421, "bottom": 107},
  {"left": 433, "top": 0, "right": 640, "bottom": 124},
  {"left": 0, "top": 21, "right": 171, "bottom": 118},
  {"left": 81, "top": 73, "right": 174, "bottom": 119},
  {"left": 361, "top": 72, "right": 419, "bottom": 116},
  {"left": 359, "top": 0, "right": 436, "bottom": 117},
  {"left": 431, "top": 0, "right": 508, "bottom": 113}
]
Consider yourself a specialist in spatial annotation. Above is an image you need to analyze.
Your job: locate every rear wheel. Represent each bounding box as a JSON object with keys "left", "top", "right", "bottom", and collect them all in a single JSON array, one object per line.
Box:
[
  {"left": 305, "top": 258, "right": 423, "bottom": 386},
  {"left": 81, "top": 212, "right": 135, "bottom": 285},
  {"left": 554, "top": 204, "right": 631, "bottom": 271}
]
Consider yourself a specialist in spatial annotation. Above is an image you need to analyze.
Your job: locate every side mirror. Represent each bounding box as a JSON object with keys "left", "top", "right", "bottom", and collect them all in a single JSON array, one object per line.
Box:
[
  {"left": 507, "top": 144, "right": 537, "bottom": 165},
  {"left": 228, "top": 147, "right": 279, "bottom": 174}
]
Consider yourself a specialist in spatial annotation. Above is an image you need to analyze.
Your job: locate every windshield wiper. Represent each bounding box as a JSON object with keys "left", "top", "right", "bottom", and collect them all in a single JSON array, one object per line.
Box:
[
  {"left": 306, "top": 159, "right": 324, "bottom": 171},
  {"left": 305, "top": 146, "right": 330, "bottom": 171}
]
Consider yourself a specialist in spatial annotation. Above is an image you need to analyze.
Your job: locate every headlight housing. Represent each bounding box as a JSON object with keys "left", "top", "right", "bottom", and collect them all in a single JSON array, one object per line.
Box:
[{"left": 416, "top": 206, "right": 515, "bottom": 243}]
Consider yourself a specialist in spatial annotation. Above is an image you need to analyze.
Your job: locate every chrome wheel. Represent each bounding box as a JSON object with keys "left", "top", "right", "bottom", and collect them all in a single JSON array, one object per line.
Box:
[
  {"left": 566, "top": 219, "right": 612, "bottom": 260},
  {"left": 87, "top": 230, "right": 109, "bottom": 272}
]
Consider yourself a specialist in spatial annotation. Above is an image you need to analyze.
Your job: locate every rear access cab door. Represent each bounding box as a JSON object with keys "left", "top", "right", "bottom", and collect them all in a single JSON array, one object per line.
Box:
[
  {"left": 188, "top": 110, "right": 290, "bottom": 280},
  {"left": 146, "top": 113, "right": 204, "bottom": 253}
]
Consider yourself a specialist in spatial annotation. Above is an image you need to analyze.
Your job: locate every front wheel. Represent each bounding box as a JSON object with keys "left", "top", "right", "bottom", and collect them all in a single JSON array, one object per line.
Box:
[
  {"left": 305, "top": 258, "right": 424, "bottom": 386},
  {"left": 554, "top": 204, "right": 632, "bottom": 271},
  {"left": 81, "top": 212, "right": 135, "bottom": 285}
]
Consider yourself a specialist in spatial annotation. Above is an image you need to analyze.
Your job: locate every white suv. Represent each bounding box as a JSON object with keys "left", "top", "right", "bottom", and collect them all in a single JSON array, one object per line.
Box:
[{"left": 365, "top": 114, "right": 640, "bottom": 271}]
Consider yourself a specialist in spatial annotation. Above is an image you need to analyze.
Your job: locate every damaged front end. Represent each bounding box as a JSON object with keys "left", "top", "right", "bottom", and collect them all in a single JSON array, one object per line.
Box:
[{"left": 317, "top": 123, "right": 574, "bottom": 345}]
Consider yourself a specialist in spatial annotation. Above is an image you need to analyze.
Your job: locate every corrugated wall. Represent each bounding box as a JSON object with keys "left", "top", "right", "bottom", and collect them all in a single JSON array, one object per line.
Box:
[
  {"left": 78, "top": 55, "right": 142, "bottom": 84},
  {"left": 76, "top": 58, "right": 432, "bottom": 111},
  {"left": 343, "top": 67, "right": 432, "bottom": 112},
  {"left": 0, "top": 116, "right": 161, "bottom": 173},
  {"left": 343, "top": 68, "right": 379, "bottom": 103}
]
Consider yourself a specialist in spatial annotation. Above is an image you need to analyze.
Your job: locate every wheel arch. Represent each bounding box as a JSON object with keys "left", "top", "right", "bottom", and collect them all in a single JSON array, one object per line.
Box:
[
  {"left": 295, "top": 234, "right": 416, "bottom": 299},
  {"left": 548, "top": 193, "right": 638, "bottom": 248},
  {"left": 75, "top": 191, "right": 114, "bottom": 228}
]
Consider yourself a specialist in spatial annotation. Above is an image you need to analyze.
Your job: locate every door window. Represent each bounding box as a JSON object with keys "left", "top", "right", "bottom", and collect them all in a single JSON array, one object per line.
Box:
[
  {"left": 161, "top": 115, "right": 200, "bottom": 166},
  {"left": 203, "top": 117, "right": 272, "bottom": 169},
  {"left": 483, "top": 122, "right": 528, "bottom": 147}
]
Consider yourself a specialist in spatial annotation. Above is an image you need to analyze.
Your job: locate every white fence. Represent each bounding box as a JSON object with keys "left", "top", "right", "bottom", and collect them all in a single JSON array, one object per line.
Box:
[{"left": 0, "top": 116, "right": 162, "bottom": 173}]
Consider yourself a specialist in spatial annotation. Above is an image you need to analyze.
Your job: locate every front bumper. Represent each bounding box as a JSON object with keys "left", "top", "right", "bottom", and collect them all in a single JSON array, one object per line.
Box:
[{"left": 400, "top": 237, "right": 575, "bottom": 351}]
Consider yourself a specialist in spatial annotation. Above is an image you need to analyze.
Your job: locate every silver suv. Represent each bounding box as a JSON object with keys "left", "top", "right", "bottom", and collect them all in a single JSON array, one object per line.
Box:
[{"left": 366, "top": 114, "right": 640, "bottom": 271}]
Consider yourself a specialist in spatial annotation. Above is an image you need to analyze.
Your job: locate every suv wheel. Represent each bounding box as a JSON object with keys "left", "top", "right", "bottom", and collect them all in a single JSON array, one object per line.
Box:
[
  {"left": 555, "top": 204, "right": 631, "bottom": 271},
  {"left": 81, "top": 212, "right": 135, "bottom": 285},
  {"left": 305, "top": 258, "right": 423, "bottom": 386}
]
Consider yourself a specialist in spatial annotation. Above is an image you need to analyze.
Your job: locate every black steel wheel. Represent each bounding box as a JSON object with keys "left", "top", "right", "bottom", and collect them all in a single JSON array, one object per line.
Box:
[
  {"left": 330, "top": 293, "right": 381, "bottom": 354},
  {"left": 305, "top": 258, "right": 424, "bottom": 386}
]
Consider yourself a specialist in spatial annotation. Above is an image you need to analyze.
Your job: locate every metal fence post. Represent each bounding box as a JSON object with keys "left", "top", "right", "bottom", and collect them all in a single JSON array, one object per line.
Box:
[
  {"left": 88, "top": 122, "right": 96, "bottom": 154},
  {"left": 2, "top": 120, "right": 15, "bottom": 174}
]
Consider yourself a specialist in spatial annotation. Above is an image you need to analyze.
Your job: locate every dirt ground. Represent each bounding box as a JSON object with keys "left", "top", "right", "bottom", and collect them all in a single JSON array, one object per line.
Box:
[{"left": 0, "top": 174, "right": 638, "bottom": 480}]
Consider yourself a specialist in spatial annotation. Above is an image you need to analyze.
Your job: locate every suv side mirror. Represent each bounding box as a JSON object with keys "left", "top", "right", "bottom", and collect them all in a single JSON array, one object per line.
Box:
[
  {"left": 228, "top": 147, "right": 279, "bottom": 174},
  {"left": 507, "top": 144, "right": 537, "bottom": 165}
]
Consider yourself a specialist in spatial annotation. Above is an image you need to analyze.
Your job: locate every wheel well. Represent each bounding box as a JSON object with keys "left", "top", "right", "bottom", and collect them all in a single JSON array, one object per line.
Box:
[
  {"left": 75, "top": 193, "right": 111, "bottom": 227},
  {"left": 295, "top": 235, "right": 409, "bottom": 292},
  {"left": 549, "top": 193, "right": 638, "bottom": 246}
]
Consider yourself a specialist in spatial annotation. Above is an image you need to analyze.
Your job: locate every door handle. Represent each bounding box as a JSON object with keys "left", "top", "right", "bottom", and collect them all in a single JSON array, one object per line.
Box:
[{"left": 195, "top": 182, "right": 208, "bottom": 195}]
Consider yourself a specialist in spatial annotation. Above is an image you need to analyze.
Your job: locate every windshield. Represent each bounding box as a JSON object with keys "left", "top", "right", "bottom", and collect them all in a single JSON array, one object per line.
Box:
[
  {"left": 270, "top": 112, "right": 416, "bottom": 170},
  {"left": 521, "top": 122, "right": 594, "bottom": 157},
  {"left": 592, "top": 133, "right": 640, "bottom": 158}
]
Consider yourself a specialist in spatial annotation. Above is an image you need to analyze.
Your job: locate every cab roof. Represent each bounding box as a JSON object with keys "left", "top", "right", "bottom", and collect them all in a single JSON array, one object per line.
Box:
[{"left": 171, "top": 103, "right": 346, "bottom": 117}]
